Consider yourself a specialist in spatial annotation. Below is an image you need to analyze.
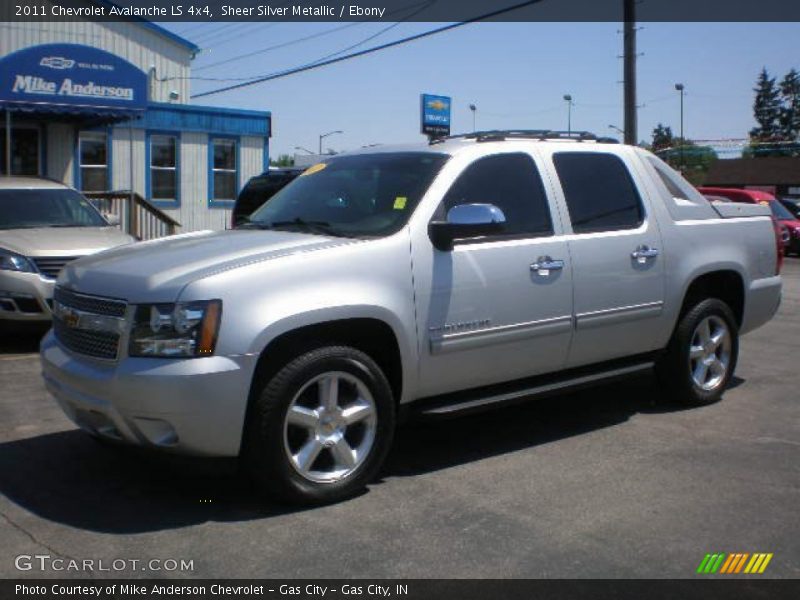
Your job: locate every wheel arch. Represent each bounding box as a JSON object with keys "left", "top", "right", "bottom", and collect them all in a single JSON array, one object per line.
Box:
[{"left": 678, "top": 269, "right": 745, "bottom": 327}]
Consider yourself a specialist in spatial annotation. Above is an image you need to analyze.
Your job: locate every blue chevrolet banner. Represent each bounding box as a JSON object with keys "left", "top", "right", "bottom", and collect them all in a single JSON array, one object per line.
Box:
[
  {"left": 0, "top": 43, "right": 147, "bottom": 111},
  {"left": 420, "top": 93, "right": 451, "bottom": 137}
]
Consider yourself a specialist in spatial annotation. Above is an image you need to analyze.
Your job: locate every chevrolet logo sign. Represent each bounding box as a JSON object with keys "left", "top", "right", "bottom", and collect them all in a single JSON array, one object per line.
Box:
[
  {"left": 53, "top": 301, "right": 80, "bottom": 328},
  {"left": 53, "top": 301, "right": 125, "bottom": 333},
  {"left": 39, "top": 56, "right": 75, "bottom": 70},
  {"left": 427, "top": 99, "right": 448, "bottom": 111}
]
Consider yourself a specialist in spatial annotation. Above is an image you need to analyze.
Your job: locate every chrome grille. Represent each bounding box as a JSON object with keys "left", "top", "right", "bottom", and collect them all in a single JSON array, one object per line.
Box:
[
  {"left": 52, "top": 288, "right": 127, "bottom": 360},
  {"left": 32, "top": 256, "right": 79, "bottom": 279},
  {"left": 54, "top": 287, "right": 126, "bottom": 318},
  {"left": 53, "top": 321, "right": 120, "bottom": 360}
]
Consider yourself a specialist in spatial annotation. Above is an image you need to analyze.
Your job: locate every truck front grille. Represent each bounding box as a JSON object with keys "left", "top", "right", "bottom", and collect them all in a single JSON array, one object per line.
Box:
[
  {"left": 53, "top": 321, "right": 120, "bottom": 360},
  {"left": 54, "top": 287, "right": 126, "bottom": 318},
  {"left": 32, "top": 256, "right": 79, "bottom": 280},
  {"left": 52, "top": 287, "right": 128, "bottom": 360}
]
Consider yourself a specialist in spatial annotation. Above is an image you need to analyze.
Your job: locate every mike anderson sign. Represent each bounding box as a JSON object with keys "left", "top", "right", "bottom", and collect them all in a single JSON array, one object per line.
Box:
[{"left": 0, "top": 43, "right": 147, "bottom": 111}]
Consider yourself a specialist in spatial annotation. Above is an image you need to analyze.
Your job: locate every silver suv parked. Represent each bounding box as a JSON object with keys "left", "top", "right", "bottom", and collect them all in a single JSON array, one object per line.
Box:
[
  {"left": 40, "top": 131, "right": 782, "bottom": 504},
  {"left": 1, "top": 177, "right": 134, "bottom": 322}
]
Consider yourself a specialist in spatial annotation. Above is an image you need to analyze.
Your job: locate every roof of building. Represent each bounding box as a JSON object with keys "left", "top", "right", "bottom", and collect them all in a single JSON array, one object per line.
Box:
[
  {"left": 95, "top": 1, "right": 200, "bottom": 54},
  {"left": 704, "top": 157, "right": 800, "bottom": 186}
]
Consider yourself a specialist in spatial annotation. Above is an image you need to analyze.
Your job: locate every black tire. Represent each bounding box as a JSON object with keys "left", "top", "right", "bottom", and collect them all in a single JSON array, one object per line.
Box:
[
  {"left": 244, "top": 346, "right": 395, "bottom": 505},
  {"left": 656, "top": 298, "right": 739, "bottom": 406}
]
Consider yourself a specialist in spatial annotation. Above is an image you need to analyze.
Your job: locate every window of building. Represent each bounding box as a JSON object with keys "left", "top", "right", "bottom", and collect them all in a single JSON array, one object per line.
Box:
[
  {"left": 553, "top": 152, "right": 644, "bottom": 233},
  {"left": 1, "top": 127, "right": 40, "bottom": 176},
  {"left": 439, "top": 153, "right": 553, "bottom": 239},
  {"left": 211, "top": 138, "right": 238, "bottom": 203},
  {"left": 78, "top": 131, "right": 109, "bottom": 192},
  {"left": 150, "top": 134, "right": 178, "bottom": 201}
]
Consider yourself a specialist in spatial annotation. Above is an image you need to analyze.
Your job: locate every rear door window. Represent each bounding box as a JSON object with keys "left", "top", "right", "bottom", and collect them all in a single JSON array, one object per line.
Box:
[{"left": 553, "top": 152, "right": 644, "bottom": 233}]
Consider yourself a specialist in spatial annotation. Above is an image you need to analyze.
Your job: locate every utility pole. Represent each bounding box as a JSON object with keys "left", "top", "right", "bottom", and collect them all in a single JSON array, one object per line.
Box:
[{"left": 623, "top": 0, "right": 637, "bottom": 145}]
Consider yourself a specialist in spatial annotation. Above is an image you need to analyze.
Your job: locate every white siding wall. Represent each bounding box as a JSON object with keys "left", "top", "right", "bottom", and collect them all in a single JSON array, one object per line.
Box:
[
  {"left": 0, "top": 3, "right": 194, "bottom": 102},
  {"left": 110, "top": 126, "right": 145, "bottom": 195},
  {"left": 240, "top": 135, "right": 264, "bottom": 190},
  {"left": 166, "top": 131, "right": 207, "bottom": 232}
]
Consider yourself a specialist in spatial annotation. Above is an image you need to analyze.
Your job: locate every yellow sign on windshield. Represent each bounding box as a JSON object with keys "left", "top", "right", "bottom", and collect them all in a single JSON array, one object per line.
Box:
[{"left": 301, "top": 163, "right": 327, "bottom": 176}]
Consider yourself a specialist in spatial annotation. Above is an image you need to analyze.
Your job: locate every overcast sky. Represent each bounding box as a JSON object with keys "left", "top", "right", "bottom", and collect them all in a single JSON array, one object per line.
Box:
[{"left": 161, "top": 21, "right": 800, "bottom": 158}]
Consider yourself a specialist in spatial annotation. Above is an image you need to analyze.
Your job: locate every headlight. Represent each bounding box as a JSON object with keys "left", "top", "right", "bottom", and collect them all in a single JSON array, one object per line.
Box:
[
  {"left": 0, "top": 247, "right": 36, "bottom": 273},
  {"left": 129, "top": 300, "right": 222, "bottom": 358}
]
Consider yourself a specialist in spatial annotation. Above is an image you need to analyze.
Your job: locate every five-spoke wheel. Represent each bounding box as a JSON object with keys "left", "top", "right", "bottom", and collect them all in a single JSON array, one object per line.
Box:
[
  {"left": 284, "top": 371, "right": 378, "bottom": 483},
  {"left": 688, "top": 315, "right": 732, "bottom": 392},
  {"left": 657, "top": 298, "right": 739, "bottom": 406},
  {"left": 245, "top": 346, "right": 394, "bottom": 505}
]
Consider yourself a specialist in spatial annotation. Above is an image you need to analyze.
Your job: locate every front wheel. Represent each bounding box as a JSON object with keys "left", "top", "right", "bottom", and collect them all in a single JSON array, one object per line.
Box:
[
  {"left": 656, "top": 298, "right": 739, "bottom": 406},
  {"left": 244, "top": 346, "right": 395, "bottom": 505}
]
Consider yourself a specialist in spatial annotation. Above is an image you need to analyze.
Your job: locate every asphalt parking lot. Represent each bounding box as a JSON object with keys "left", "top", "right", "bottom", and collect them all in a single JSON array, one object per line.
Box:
[{"left": 0, "top": 262, "right": 798, "bottom": 580}]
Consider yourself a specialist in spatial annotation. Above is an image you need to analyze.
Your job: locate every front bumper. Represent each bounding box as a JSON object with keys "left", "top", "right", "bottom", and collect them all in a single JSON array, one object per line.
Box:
[
  {"left": 0, "top": 270, "right": 55, "bottom": 322},
  {"left": 40, "top": 331, "right": 258, "bottom": 456}
]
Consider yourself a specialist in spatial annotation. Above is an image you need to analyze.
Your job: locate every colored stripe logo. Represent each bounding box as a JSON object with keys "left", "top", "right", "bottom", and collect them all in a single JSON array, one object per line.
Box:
[{"left": 697, "top": 553, "right": 773, "bottom": 574}]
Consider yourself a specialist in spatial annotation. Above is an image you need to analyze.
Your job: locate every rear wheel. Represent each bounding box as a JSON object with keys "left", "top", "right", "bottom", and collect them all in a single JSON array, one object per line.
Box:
[
  {"left": 656, "top": 298, "right": 739, "bottom": 406},
  {"left": 245, "top": 346, "right": 395, "bottom": 504}
]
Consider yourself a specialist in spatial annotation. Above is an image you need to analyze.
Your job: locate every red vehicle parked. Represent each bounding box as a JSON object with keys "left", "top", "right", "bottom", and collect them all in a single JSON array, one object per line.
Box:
[{"left": 698, "top": 187, "right": 800, "bottom": 256}]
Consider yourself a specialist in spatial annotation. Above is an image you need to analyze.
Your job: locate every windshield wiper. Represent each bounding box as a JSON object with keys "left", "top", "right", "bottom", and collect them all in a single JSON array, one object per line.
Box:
[{"left": 266, "top": 218, "right": 342, "bottom": 237}]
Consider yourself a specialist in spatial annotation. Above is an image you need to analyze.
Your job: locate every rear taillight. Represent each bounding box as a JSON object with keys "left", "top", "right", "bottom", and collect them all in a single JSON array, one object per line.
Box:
[{"left": 772, "top": 217, "right": 784, "bottom": 275}]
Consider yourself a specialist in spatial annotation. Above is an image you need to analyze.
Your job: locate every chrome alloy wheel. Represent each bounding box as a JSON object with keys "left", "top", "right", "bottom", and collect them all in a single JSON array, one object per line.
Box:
[
  {"left": 283, "top": 371, "right": 378, "bottom": 483},
  {"left": 689, "top": 315, "right": 732, "bottom": 391}
]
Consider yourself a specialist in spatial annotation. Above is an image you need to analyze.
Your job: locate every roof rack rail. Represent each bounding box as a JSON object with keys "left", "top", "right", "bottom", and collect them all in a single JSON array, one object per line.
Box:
[{"left": 429, "top": 129, "right": 620, "bottom": 145}]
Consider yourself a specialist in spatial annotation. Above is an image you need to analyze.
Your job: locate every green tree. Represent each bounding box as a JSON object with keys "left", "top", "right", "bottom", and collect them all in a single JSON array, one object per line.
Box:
[
  {"left": 779, "top": 68, "right": 800, "bottom": 140},
  {"left": 651, "top": 123, "right": 674, "bottom": 151},
  {"left": 269, "top": 154, "right": 295, "bottom": 167},
  {"left": 750, "top": 68, "right": 782, "bottom": 142}
]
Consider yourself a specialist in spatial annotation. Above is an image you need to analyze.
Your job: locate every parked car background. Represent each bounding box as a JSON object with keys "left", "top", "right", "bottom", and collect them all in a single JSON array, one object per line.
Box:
[
  {"left": 698, "top": 186, "right": 800, "bottom": 256},
  {"left": 779, "top": 197, "right": 800, "bottom": 219},
  {"left": 231, "top": 168, "right": 304, "bottom": 228},
  {"left": 0, "top": 178, "right": 135, "bottom": 323}
]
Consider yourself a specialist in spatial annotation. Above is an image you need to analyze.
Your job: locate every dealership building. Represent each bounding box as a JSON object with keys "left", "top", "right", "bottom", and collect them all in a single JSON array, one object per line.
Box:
[{"left": 0, "top": 4, "right": 272, "bottom": 233}]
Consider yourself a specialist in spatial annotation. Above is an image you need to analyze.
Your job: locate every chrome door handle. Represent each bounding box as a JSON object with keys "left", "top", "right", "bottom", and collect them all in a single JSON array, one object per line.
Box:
[
  {"left": 530, "top": 256, "right": 564, "bottom": 275},
  {"left": 631, "top": 245, "right": 659, "bottom": 263}
]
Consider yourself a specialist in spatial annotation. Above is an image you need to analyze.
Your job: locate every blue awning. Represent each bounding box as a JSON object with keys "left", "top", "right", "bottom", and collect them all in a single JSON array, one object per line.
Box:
[{"left": 1, "top": 101, "right": 143, "bottom": 123}]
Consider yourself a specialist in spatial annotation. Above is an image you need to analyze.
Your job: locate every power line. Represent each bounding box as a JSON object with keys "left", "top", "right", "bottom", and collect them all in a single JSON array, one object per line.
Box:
[
  {"left": 186, "top": 2, "right": 435, "bottom": 82},
  {"left": 193, "top": 0, "right": 433, "bottom": 73},
  {"left": 191, "top": 23, "right": 260, "bottom": 45},
  {"left": 198, "top": 23, "right": 274, "bottom": 49},
  {"left": 192, "top": 0, "right": 544, "bottom": 99}
]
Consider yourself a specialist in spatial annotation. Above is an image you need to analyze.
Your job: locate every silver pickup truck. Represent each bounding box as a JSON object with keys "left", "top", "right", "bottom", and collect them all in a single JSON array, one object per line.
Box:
[{"left": 40, "top": 131, "right": 783, "bottom": 504}]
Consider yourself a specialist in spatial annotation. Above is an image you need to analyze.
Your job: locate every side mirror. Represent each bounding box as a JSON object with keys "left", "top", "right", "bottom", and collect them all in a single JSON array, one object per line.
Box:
[
  {"left": 429, "top": 203, "right": 506, "bottom": 251},
  {"left": 104, "top": 213, "right": 121, "bottom": 227}
]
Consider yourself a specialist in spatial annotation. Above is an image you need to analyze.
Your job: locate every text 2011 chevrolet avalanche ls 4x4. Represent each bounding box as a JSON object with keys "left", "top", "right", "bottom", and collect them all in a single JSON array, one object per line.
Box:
[{"left": 41, "top": 131, "right": 782, "bottom": 504}]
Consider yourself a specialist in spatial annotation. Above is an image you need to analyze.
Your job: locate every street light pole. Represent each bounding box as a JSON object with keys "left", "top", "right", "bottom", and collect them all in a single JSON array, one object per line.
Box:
[
  {"left": 318, "top": 130, "right": 343, "bottom": 155},
  {"left": 675, "top": 83, "right": 685, "bottom": 169},
  {"left": 294, "top": 146, "right": 314, "bottom": 155},
  {"left": 469, "top": 104, "right": 477, "bottom": 132},
  {"left": 608, "top": 124, "right": 625, "bottom": 137},
  {"left": 563, "top": 95, "right": 573, "bottom": 135}
]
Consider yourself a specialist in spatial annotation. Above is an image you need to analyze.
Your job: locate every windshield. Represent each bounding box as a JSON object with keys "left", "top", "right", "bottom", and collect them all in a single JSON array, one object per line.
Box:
[
  {"left": 769, "top": 200, "right": 795, "bottom": 221},
  {"left": 0, "top": 188, "right": 108, "bottom": 230},
  {"left": 247, "top": 152, "right": 449, "bottom": 238}
]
